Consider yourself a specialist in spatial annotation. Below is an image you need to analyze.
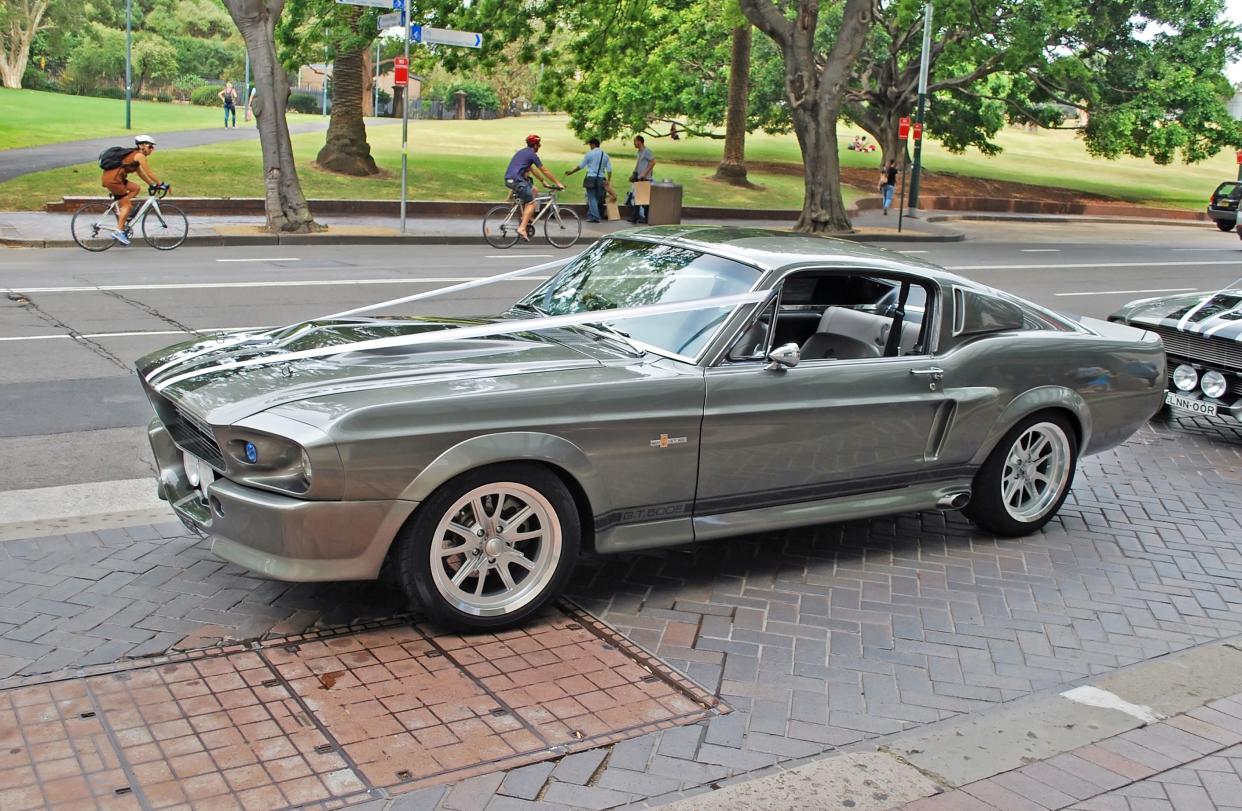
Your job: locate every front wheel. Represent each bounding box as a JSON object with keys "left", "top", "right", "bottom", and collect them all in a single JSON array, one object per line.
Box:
[
  {"left": 141, "top": 203, "right": 188, "bottom": 250},
  {"left": 70, "top": 202, "right": 116, "bottom": 252},
  {"left": 544, "top": 205, "right": 581, "bottom": 248},
  {"left": 483, "top": 205, "right": 520, "bottom": 249},
  {"left": 393, "top": 463, "right": 580, "bottom": 631},
  {"left": 1216, "top": 219, "right": 1235, "bottom": 232},
  {"left": 963, "top": 412, "right": 1079, "bottom": 536}
]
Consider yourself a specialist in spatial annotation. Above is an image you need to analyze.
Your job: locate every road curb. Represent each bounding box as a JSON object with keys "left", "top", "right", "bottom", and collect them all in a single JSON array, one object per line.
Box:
[{"left": 926, "top": 212, "right": 1220, "bottom": 229}]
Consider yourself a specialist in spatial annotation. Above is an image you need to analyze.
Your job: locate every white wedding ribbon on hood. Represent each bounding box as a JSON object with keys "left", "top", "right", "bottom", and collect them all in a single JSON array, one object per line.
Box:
[
  {"left": 144, "top": 255, "right": 576, "bottom": 384},
  {"left": 151, "top": 289, "right": 770, "bottom": 393}
]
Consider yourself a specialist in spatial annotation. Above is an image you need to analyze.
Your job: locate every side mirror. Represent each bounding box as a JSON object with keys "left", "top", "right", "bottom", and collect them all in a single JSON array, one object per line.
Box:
[{"left": 766, "top": 342, "right": 801, "bottom": 371}]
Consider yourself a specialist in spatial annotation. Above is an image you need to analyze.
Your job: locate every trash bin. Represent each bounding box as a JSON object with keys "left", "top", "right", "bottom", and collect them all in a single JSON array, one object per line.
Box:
[{"left": 647, "top": 181, "right": 683, "bottom": 225}]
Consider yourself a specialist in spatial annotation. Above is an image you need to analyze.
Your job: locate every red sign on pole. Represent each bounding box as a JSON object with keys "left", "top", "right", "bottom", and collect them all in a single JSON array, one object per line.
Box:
[
  {"left": 394, "top": 56, "right": 409, "bottom": 86},
  {"left": 912, "top": 122, "right": 923, "bottom": 142},
  {"left": 898, "top": 117, "right": 911, "bottom": 140},
  {"left": 1235, "top": 149, "right": 1242, "bottom": 165}
]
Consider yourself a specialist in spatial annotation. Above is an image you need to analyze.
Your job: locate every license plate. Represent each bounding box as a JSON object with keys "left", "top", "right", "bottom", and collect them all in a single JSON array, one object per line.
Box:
[{"left": 1166, "top": 391, "right": 1217, "bottom": 416}]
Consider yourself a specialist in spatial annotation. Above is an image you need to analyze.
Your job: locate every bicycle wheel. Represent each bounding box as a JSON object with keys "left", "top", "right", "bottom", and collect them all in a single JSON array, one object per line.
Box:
[
  {"left": 544, "top": 205, "right": 581, "bottom": 249},
  {"left": 70, "top": 202, "right": 117, "bottom": 252},
  {"left": 483, "top": 205, "right": 521, "bottom": 249},
  {"left": 141, "top": 203, "right": 188, "bottom": 250}
]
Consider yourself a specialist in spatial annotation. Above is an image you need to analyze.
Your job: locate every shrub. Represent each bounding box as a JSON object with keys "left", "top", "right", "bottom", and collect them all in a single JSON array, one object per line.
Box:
[
  {"left": 287, "top": 92, "right": 322, "bottom": 114},
  {"left": 21, "top": 65, "right": 56, "bottom": 91},
  {"left": 191, "top": 85, "right": 222, "bottom": 106},
  {"left": 87, "top": 87, "right": 127, "bottom": 99},
  {"left": 154, "top": 93, "right": 172, "bottom": 103}
]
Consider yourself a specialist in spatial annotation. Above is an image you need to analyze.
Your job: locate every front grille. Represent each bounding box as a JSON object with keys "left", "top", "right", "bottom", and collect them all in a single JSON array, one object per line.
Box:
[
  {"left": 147, "top": 389, "right": 226, "bottom": 470},
  {"left": 1145, "top": 324, "right": 1242, "bottom": 373}
]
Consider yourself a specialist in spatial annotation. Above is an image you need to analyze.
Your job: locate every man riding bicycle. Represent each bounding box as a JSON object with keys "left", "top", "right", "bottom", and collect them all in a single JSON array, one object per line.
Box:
[
  {"left": 101, "top": 135, "right": 167, "bottom": 246},
  {"left": 504, "top": 134, "right": 563, "bottom": 242}
]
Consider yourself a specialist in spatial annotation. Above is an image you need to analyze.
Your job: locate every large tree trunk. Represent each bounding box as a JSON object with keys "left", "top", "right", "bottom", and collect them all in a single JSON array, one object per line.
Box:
[
  {"left": 362, "top": 46, "right": 374, "bottom": 117},
  {"left": 0, "top": 0, "right": 51, "bottom": 88},
  {"left": 847, "top": 101, "right": 908, "bottom": 171},
  {"left": 223, "top": 0, "right": 321, "bottom": 233},
  {"left": 317, "top": 7, "right": 377, "bottom": 176},
  {"left": 713, "top": 24, "right": 752, "bottom": 187},
  {"left": 740, "top": 0, "right": 874, "bottom": 234}
]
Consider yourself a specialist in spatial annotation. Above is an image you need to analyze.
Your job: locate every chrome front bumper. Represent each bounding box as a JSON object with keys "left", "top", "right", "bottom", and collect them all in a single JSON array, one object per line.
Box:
[{"left": 148, "top": 419, "right": 417, "bottom": 581}]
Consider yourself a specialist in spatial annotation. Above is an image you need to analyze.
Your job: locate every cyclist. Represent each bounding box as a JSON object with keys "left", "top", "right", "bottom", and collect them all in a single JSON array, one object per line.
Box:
[
  {"left": 101, "top": 135, "right": 167, "bottom": 246},
  {"left": 504, "top": 134, "right": 563, "bottom": 242}
]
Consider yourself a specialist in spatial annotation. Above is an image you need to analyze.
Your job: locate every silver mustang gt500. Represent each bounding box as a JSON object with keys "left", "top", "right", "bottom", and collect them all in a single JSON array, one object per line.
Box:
[{"left": 138, "top": 227, "right": 1164, "bottom": 630}]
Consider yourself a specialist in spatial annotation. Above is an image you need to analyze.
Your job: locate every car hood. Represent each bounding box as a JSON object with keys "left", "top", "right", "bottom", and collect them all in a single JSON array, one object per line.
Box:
[
  {"left": 137, "top": 317, "right": 604, "bottom": 425},
  {"left": 1114, "top": 287, "right": 1242, "bottom": 340}
]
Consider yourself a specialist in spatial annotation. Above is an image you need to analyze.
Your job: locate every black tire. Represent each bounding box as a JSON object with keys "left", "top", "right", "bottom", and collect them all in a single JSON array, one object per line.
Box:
[
  {"left": 963, "top": 411, "right": 1079, "bottom": 536},
  {"left": 483, "top": 205, "right": 520, "bottom": 248},
  {"left": 70, "top": 202, "right": 117, "bottom": 252},
  {"left": 393, "top": 463, "right": 580, "bottom": 631},
  {"left": 141, "top": 203, "right": 188, "bottom": 250},
  {"left": 544, "top": 205, "right": 582, "bottom": 248},
  {"left": 1216, "top": 219, "right": 1235, "bottom": 232}
]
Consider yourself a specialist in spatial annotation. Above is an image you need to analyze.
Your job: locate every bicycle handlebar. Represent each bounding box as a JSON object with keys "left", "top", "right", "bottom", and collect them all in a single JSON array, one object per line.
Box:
[{"left": 148, "top": 183, "right": 170, "bottom": 198}]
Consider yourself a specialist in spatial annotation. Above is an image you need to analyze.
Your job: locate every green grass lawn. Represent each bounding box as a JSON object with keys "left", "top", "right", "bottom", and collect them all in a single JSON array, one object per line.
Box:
[
  {"left": 1, "top": 88, "right": 1234, "bottom": 211},
  {"left": 0, "top": 87, "right": 316, "bottom": 149}
]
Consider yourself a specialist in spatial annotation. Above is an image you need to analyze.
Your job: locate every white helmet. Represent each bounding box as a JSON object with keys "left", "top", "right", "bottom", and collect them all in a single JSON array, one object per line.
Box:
[{"left": 134, "top": 134, "right": 156, "bottom": 145}]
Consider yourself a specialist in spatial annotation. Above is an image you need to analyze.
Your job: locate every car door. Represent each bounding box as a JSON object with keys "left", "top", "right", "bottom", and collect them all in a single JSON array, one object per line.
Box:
[{"left": 695, "top": 271, "right": 953, "bottom": 518}]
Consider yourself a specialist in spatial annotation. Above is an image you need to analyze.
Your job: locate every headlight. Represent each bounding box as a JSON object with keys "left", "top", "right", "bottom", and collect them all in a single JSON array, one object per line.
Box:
[
  {"left": 1173, "top": 364, "right": 1198, "bottom": 392},
  {"left": 182, "top": 450, "right": 201, "bottom": 487},
  {"left": 1201, "top": 370, "right": 1228, "bottom": 400}
]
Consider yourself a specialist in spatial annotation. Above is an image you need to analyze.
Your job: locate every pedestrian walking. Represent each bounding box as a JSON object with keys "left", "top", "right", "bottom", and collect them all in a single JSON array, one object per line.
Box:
[
  {"left": 880, "top": 158, "right": 898, "bottom": 215},
  {"left": 565, "top": 138, "right": 612, "bottom": 223},
  {"left": 626, "top": 135, "right": 656, "bottom": 224},
  {"left": 219, "top": 82, "right": 239, "bottom": 128}
]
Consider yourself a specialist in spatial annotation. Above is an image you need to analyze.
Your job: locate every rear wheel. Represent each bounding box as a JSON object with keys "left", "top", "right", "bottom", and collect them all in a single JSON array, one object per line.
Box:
[
  {"left": 394, "top": 463, "right": 580, "bottom": 630},
  {"left": 1216, "top": 219, "right": 1235, "bottom": 232},
  {"left": 70, "top": 202, "right": 116, "bottom": 252},
  {"left": 483, "top": 205, "right": 520, "bottom": 248},
  {"left": 544, "top": 206, "right": 581, "bottom": 248},
  {"left": 141, "top": 204, "right": 188, "bottom": 250},
  {"left": 964, "top": 412, "right": 1078, "bottom": 536}
]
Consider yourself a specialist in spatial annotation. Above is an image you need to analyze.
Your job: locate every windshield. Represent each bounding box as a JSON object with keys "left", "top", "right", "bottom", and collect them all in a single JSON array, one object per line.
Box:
[{"left": 516, "top": 237, "right": 762, "bottom": 358}]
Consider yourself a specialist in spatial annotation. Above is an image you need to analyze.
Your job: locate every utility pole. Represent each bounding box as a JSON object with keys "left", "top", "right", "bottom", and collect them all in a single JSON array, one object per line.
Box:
[
  {"left": 907, "top": 1, "right": 933, "bottom": 211},
  {"left": 124, "top": 0, "right": 132, "bottom": 129},
  {"left": 373, "top": 40, "right": 380, "bottom": 115},
  {"left": 400, "top": 22, "right": 410, "bottom": 232},
  {"left": 244, "top": 53, "right": 250, "bottom": 119},
  {"left": 321, "top": 47, "right": 329, "bottom": 116}
]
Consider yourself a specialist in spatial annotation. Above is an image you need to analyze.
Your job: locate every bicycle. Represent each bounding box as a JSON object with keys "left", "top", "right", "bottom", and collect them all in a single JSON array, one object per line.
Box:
[
  {"left": 71, "top": 185, "right": 188, "bottom": 252},
  {"left": 482, "top": 186, "right": 582, "bottom": 249}
]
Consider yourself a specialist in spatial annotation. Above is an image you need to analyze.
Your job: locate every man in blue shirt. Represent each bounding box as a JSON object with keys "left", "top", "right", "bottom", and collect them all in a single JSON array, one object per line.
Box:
[
  {"left": 565, "top": 137, "right": 612, "bottom": 223},
  {"left": 504, "top": 134, "right": 564, "bottom": 241}
]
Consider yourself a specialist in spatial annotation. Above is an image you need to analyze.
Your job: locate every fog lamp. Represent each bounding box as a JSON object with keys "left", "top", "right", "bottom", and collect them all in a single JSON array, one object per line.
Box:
[
  {"left": 182, "top": 451, "right": 200, "bottom": 487},
  {"left": 301, "top": 448, "right": 313, "bottom": 482},
  {"left": 1201, "top": 371, "right": 1228, "bottom": 400},
  {"left": 1173, "top": 364, "right": 1198, "bottom": 392},
  {"left": 243, "top": 441, "right": 258, "bottom": 464}
]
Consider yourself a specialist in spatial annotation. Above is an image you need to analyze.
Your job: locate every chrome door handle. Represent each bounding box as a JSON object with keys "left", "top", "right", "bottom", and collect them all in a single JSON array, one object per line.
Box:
[{"left": 910, "top": 367, "right": 944, "bottom": 380}]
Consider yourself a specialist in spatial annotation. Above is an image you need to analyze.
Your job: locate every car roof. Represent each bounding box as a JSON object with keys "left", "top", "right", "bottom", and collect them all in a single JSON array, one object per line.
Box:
[{"left": 621, "top": 224, "right": 961, "bottom": 281}]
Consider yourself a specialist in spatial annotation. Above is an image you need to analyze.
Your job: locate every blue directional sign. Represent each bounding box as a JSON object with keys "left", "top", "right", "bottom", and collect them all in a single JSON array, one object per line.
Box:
[
  {"left": 408, "top": 24, "right": 482, "bottom": 48},
  {"left": 410, "top": 23, "right": 422, "bottom": 43},
  {"left": 392, "top": 0, "right": 403, "bottom": 9}
]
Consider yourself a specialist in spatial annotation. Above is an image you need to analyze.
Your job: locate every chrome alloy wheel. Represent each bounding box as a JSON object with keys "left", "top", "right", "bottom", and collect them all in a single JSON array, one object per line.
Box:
[
  {"left": 1000, "top": 422, "right": 1072, "bottom": 523},
  {"left": 429, "top": 482, "right": 562, "bottom": 617}
]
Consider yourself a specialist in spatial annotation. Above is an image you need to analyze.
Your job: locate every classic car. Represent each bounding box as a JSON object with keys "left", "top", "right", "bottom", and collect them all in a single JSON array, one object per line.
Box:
[
  {"left": 1110, "top": 280, "right": 1242, "bottom": 421},
  {"left": 1207, "top": 181, "right": 1242, "bottom": 232},
  {"left": 138, "top": 227, "right": 1165, "bottom": 631}
]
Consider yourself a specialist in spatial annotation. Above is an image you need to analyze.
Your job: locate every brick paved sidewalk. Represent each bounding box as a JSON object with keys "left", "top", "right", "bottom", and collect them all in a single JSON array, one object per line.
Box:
[{"left": 904, "top": 693, "right": 1242, "bottom": 811}]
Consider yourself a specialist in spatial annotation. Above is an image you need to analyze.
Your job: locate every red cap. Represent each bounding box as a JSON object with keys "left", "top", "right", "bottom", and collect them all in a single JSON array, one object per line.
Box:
[{"left": 526, "top": 134, "right": 542, "bottom": 147}]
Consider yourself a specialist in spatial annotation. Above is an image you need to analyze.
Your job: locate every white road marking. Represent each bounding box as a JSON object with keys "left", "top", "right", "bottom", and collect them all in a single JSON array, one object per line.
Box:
[
  {"left": 1171, "top": 248, "right": 1238, "bottom": 252},
  {"left": 2, "top": 277, "right": 550, "bottom": 294},
  {"left": 0, "top": 478, "right": 163, "bottom": 529},
  {"left": 1054, "top": 287, "right": 1198, "bottom": 297},
  {"left": 1019, "top": 248, "right": 1061, "bottom": 252},
  {"left": 1061, "top": 686, "right": 1163, "bottom": 725},
  {"left": 947, "top": 260, "right": 1242, "bottom": 271},
  {"left": 215, "top": 257, "right": 302, "bottom": 263},
  {"left": 485, "top": 254, "right": 553, "bottom": 259},
  {"left": 899, "top": 250, "right": 929, "bottom": 254},
  {"left": 0, "top": 328, "right": 250, "bottom": 343}
]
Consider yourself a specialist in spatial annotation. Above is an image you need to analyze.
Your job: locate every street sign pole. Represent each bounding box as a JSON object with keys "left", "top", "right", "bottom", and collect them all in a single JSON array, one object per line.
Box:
[
  {"left": 896, "top": 117, "right": 910, "bottom": 232},
  {"left": 373, "top": 40, "right": 380, "bottom": 115},
  {"left": 244, "top": 53, "right": 250, "bottom": 121},
  {"left": 907, "top": 1, "right": 933, "bottom": 212},
  {"left": 400, "top": 20, "right": 410, "bottom": 233},
  {"left": 125, "top": 0, "right": 132, "bottom": 129}
]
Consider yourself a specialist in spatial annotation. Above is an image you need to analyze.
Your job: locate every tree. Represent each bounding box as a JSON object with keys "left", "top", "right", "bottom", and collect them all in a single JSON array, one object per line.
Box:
[
  {"left": 715, "top": 4, "right": 753, "bottom": 186},
  {"left": 844, "top": 0, "right": 1242, "bottom": 169},
  {"left": 222, "top": 0, "right": 321, "bottom": 232},
  {"left": 277, "top": 0, "right": 378, "bottom": 176},
  {"left": 739, "top": 0, "right": 876, "bottom": 233},
  {"left": 1, "top": 0, "right": 72, "bottom": 88},
  {"left": 131, "top": 31, "right": 179, "bottom": 95}
]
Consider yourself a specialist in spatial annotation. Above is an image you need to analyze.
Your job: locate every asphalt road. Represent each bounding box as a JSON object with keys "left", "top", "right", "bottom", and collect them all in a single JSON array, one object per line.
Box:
[{"left": 2, "top": 218, "right": 1240, "bottom": 493}]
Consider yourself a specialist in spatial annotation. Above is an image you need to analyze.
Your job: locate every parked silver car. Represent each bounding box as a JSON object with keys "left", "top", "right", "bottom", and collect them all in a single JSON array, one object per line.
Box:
[
  {"left": 138, "top": 227, "right": 1165, "bottom": 630},
  {"left": 1110, "top": 279, "right": 1242, "bottom": 421}
]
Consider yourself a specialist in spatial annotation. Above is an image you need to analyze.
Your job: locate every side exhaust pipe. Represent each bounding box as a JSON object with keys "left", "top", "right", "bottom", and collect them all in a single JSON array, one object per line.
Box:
[{"left": 936, "top": 492, "right": 970, "bottom": 510}]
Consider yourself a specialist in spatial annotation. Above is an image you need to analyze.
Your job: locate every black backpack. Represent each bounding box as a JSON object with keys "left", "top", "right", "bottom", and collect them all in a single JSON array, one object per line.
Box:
[{"left": 98, "top": 146, "right": 133, "bottom": 170}]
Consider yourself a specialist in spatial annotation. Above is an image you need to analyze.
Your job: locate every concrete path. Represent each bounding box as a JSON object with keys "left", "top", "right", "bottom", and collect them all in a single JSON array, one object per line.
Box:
[{"left": 0, "top": 118, "right": 401, "bottom": 183}]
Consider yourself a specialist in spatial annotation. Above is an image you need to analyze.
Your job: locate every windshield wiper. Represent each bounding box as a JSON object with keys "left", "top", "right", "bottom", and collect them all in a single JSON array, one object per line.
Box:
[
  {"left": 585, "top": 321, "right": 644, "bottom": 356},
  {"left": 509, "top": 302, "right": 547, "bottom": 317}
]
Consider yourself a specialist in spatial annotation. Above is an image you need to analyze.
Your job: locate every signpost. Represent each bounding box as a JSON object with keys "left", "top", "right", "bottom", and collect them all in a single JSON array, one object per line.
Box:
[
  {"left": 393, "top": 56, "right": 408, "bottom": 86},
  {"left": 897, "top": 118, "right": 911, "bottom": 233},
  {"left": 377, "top": 10, "right": 403, "bottom": 28},
  {"left": 898, "top": 116, "right": 910, "bottom": 141},
  {"left": 335, "top": 0, "right": 395, "bottom": 7},
  {"left": 410, "top": 25, "right": 483, "bottom": 48}
]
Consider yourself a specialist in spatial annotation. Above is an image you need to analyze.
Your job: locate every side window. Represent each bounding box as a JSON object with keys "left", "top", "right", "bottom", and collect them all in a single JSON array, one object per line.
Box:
[
  {"left": 726, "top": 298, "right": 777, "bottom": 361},
  {"left": 754, "top": 271, "right": 935, "bottom": 362}
]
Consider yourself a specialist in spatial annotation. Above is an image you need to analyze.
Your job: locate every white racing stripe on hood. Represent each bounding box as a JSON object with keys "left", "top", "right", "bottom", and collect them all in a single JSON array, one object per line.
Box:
[{"left": 151, "top": 291, "right": 771, "bottom": 393}]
